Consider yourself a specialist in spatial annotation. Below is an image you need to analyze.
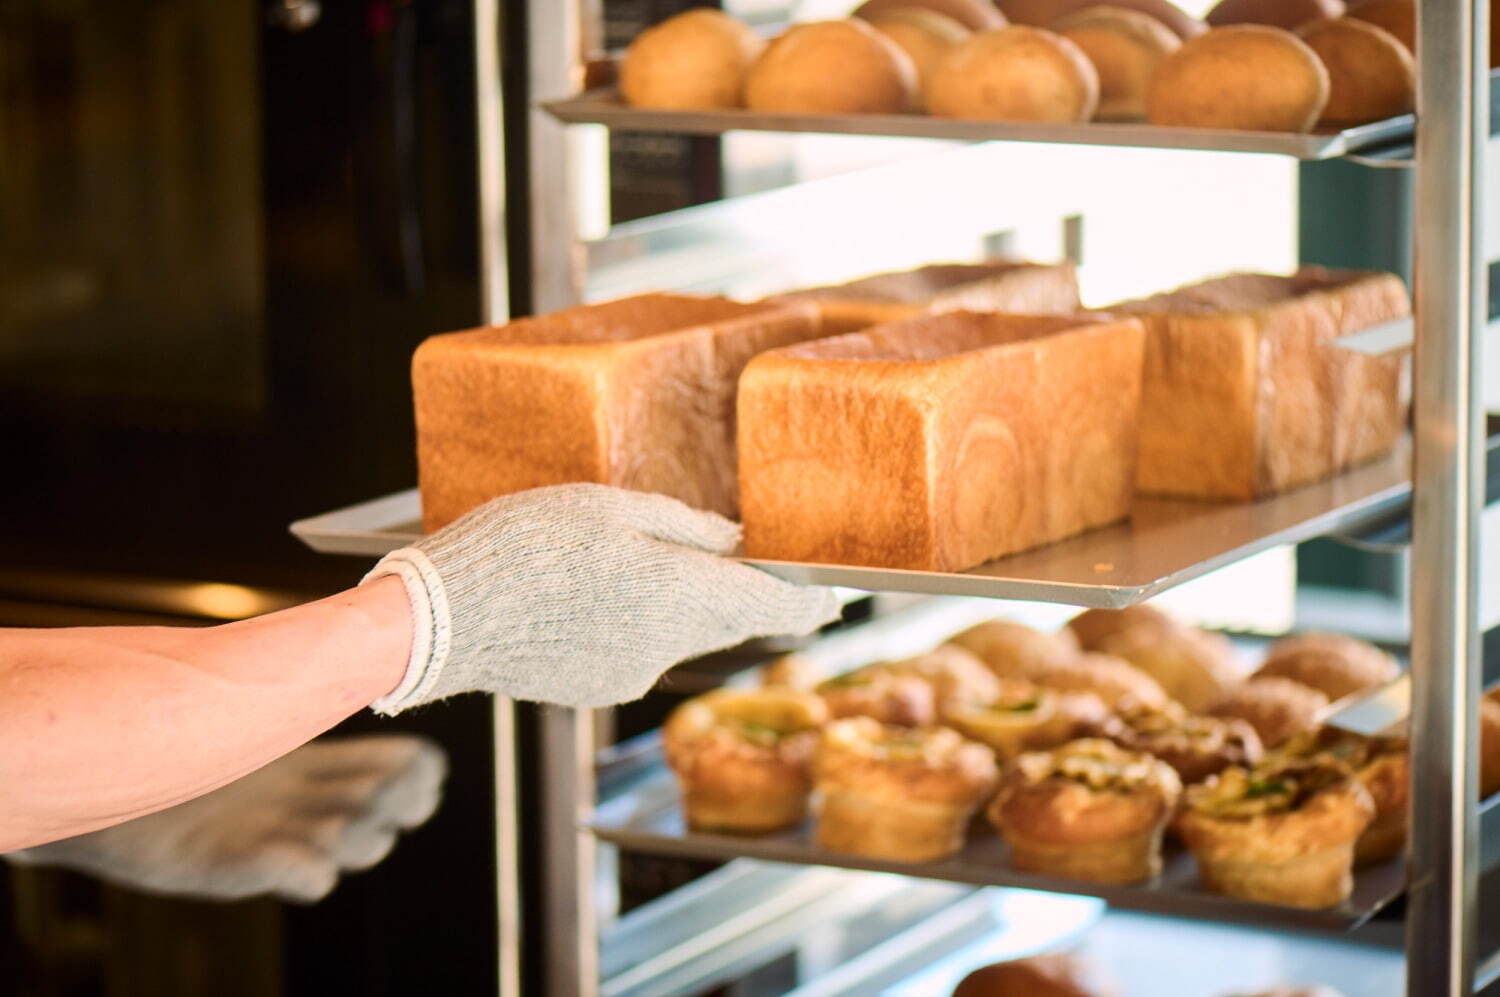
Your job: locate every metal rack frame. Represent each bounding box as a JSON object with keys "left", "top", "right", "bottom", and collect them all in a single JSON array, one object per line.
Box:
[{"left": 511, "top": 0, "right": 1491, "bottom": 993}]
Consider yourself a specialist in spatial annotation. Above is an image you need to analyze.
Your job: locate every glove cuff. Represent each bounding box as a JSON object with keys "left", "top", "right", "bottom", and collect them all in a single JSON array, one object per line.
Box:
[{"left": 363, "top": 549, "right": 451, "bottom": 714}]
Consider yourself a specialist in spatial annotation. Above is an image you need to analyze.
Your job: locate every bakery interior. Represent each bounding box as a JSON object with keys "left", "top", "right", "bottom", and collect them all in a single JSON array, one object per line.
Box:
[{"left": 1, "top": 0, "right": 1496, "bottom": 994}]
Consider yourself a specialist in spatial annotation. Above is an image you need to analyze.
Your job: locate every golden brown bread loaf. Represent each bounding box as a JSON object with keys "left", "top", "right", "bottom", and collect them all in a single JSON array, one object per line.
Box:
[
  {"left": 619, "top": 9, "right": 765, "bottom": 110},
  {"left": 1053, "top": 6, "right": 1182, "bottom": 119},
  {"left": 864, "top": 8, "right": 972, "bottom": 99},
  {"left": 1147, "top": 25, "right": 1330, "bottom": 132},
  {"left": 1204, "top": 0, "right": 1344, "bottom": 30},
  {"left": 951, "top": 953, "right": 1120, "bottom": 997},
  {"left": 413, "top": 294, "right": 821, "bottom": 531},
  {"left": 928, "top": 26, "right": 1101, "bottom": 122},
  {"left": 1344, "top": 0, "right": 1413, "bottom": 52},
  {"left": 999, "top": 0, "right": 1205, "bottom": 39},
  {"left": 854, "top": 0, "right": 1008, "bottom": 32},
  {"left": 745, "top": 20, "right": 918, "bottom": 114},
  {"left": 738, "top": 311, "right": 1145, "bottom": 572},
  {"left": 1110, "top": 267, "right": 1408, "bottom": 499},
  {"left": 1297, "top": 18, "right": 1414, "bottom": 124}
]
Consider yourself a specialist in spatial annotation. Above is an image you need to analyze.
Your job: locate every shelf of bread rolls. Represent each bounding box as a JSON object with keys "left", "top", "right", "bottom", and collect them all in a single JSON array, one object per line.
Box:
[
  {"left": 543, "top": 1, "right": 1437, "bottom": 162},
  {"left": 593, "top": 596, "right": 1441, "bottom": 933}
]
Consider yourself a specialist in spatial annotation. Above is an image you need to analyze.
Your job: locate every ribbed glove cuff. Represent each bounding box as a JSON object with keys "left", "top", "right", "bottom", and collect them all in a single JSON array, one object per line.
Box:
[{"left": 363, "top": 549, "right": 450, "bottom": 715}]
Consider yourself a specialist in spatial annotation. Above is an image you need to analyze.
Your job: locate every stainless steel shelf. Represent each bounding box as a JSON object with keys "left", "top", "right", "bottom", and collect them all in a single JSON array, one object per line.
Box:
[
  {"left": 543, "top": 90, "right": 1414, "bottom": 160},
  {"left": 290, "top": 440, "right": 1411, "bottom": 608}
]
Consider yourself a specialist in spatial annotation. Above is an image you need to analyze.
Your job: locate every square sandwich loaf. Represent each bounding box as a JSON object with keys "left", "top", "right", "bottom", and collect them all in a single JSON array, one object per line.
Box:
[
  {"left": 1112, "top": 267, "right": 1409, "bottom": 500},
  {"left": 738, "top": 311, "right": 1146, "bottom": 573},
  {"left": 413, "top": 293, "right": 821, "bottom": 532}
]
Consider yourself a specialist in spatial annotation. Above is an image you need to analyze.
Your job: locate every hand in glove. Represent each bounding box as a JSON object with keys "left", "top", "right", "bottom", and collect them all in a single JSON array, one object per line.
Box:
[
  {"left": 366, "top": 483, "right": 841, "bottom": 714},
  {"left": 6, "top": 735, "right": 446, "bottom": 903}
]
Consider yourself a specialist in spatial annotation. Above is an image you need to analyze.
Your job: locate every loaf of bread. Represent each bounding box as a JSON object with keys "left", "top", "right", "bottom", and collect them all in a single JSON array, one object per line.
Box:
[
  {"left": 413, "top": 294, "right": 821, "bottom": 532},
  {"left": 738, "top": 311, "right": 1145, "bottom": 572},
  {"left": 775, "top": 260, "right": 1081, "bottom": 334},
  {"left": 1110, "top": 268, "right": 1408, "bottom": 499}
]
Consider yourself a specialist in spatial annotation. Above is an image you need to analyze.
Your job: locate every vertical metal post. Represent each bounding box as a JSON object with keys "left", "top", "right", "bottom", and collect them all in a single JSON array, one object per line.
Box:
[{"left": 1408, "top": 0, "right": 1487, "bottom": 989}]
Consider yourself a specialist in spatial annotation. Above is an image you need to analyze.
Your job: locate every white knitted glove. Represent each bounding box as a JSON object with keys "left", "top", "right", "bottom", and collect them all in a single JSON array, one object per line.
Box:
[
  {"left": 365, "top": 483, "right": 842, "bottom": 714},
  {"left": 6, "top": 735, "right": 445, "bottom": 903}
]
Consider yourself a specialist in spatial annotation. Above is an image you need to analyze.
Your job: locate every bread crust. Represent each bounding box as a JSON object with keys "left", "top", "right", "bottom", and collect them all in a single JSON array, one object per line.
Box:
[
  {"left": 1093, "top": 625, "right": 1241, "bottom": 712},
  {"left": 1345, "top": 0, "right": 1414, "bottom": 52},
  {"left": 1204, "top": 0, "right": 1344, "bottom": 30},
  {"left": 1053, "top": 6, "right": 1182, "bottom": 119},
  {"left": 928, "top": 26, "right": 1101, "bottom": 122},
  {"left": 739, "top": 312, "right": 1144, "bottom": 572},
  {"left": 1253, "top": 632, "right": 1399, "bottom": 700},
  {"left": 999, "top": 0, "right": 1206, "bottom": 39},
  {"left": 1209, "top": 676, "right": 1329, "bottom": 747},
  {"left": 1297, "top": 17, "right": 1413, "bottom": 125},
  {"left": 865, "top": 8, "right": 972, "bottom": 97},
  {"left": 745, "top": 20, "right": 918, "bottom": 114},
  {"left": 1147, "top": 25, "right": 1330, "bottom": 132},
  {"left": 949, "top": 619, "right": 1081, "bottom": 678},
  {"left": 855, "top": 0, "right": 1009, "bottom": 32},
  {"left": 620, "top": 9, "right": 764, "bottom": 110},
  {"left": 777, "top": 261, "right": 1082, "bottom": 318},
  {"left": 1066, "top": 604, "right": 1179, "bottom": 649},
  {"left": 1091, "top": 703, "right": 1264, "bottom": 784},
  {"left": 1033, "top": 652, "right": 1172, "bottom": 710},
  {"left": 951, "top": 953, "right": 1120, "bottom": 997}
]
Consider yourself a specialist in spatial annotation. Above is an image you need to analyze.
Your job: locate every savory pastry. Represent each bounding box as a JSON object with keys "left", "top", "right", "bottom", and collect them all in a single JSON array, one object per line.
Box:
[
  {"left": 927, "top": 26, "right": 1101, "bottom": 123},
  {"left": 989, "top": 738, "right": 1181, "bottom": 883},
  {"left": 1273, "top": 728, "right": 1408, "bottom": 865},
  {"left": 1175, "top": 758, "right": 1375, "bottom": 908},
  {"left": 662, "top": 688, "right": 829, "bottom": 832},
  {"left": 855, "top": 0, "right": 1009, "bottom": 32},
  {"left": 1345, "top": 0, "right": 1413, "bottom": 52},
  {"left": 1482, "top": 696, "right": 1500, "bottom": 798},
  {"left": 1066, "top": 604, "right": 1180, "bottom": 650},
  {"left": 1091, "top": 701, "right": 1263, "bottom": 784},
  {"left": 888, "top": 644, "right": 1004, "bottom": 708},
  {"left": 815, "top": 717, "right": 999, "bottom": 861},
  {"left": 817, "top": 664, "right": 937, "bottom": 726},
  {"left": 1204, "top": 0, "right": 1344, "bottom": 29},
  {"left": 1147, "top": 25, "right": 1331, "bottom": 132},
  {"left": 998, "top": 0, "right": 1206, "bottom": 40},
  {"left": 952, "top": 952, "right": 1121, "bottom": 997},
  {"left": 760, "top": 652, "right": 822, "bottom": 690},
  {"left": 1297, "top": 18, "right": 1414, "bottom": 124},
  {"left": 864, "top": 7, "right": 972, "bottom": 97},
  {"left": 1252, "top": 633, "right": 1399, "bottom": 701},
  {"left": 745, "top": 20, "right": 918, "bottom": 114},
  {"left": 1052, "top": 6, "right": 1181, "bottom": 119},
  {"left": 1034, "top": 652, "right": 1172, "bottom": 711},
  {"left": 1208, "top": 676, "right": 1329, "bottom": 747},
  {"left": 950, "top": 618, "right": 1080, "bottom": 678},
  {"left": 945, "top": 678, "right": 1103, "bottom": 760},
  {"left": 1092, "top": 624, "right": 1241, "bottom": 712},
  {"left": 619, "top": 9, "right": 765, "bottom": 110}
]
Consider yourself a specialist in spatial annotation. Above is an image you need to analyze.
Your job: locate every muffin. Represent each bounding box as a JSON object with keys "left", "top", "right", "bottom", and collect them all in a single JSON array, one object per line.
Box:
[
  {"left": 928, "top": 26, "right": 1101, "bottom": 123},
  {"left": 1034, "top": 652, "right": 1172, "bottom": 711},
  {"left": 1091, "top": 701, "right": 1263, "bottom": 784},
  {"left": 745, "top": 20, "right": 918, "bottom": 114},
  {"left": 1253, "top": 633, "right": 1399, "bottom": 701},
  {"left": 1093, "top": 624, "right": 1241, "bottom": 712},
  {"left": 663, "top": 688, "right": 829, "bottom": 832},
  {"left": 952, "top": 952, "right": 1120, "bottom": 997},
  {"left": 1208, "top": 676, "right": 1329, "bottom": 748},
  {"left": 989, "top": 738, "right": 1182, "bottom": 883},
  {"left": 815, "top": 717, "right": 999, "bottom": 861},
  {"left": 1066, "top": 604, "right": 1179, "bottom": 650},
  {"left": 950, "top": 619, "right": 1080, "bottom": 679},
  {"left": 1176, "top": 757, "right": 1375, "bottom": 908},
  {"left": 620, "top": 9, "right": 765, "bottom": 110},
  {"left": 1273, "top": 728, "right": 1408, "bottom": 865},
  {"left": 945, "top": 678, "right": 1106, "bottom": 760},
  {"left": 817, "top": 664, "right": 938, "bottom": 726}
]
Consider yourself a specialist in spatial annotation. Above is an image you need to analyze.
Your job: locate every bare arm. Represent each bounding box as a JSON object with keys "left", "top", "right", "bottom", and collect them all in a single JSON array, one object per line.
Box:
[{"left": 0, "top": 577, "right": 410, "bottom": 852}]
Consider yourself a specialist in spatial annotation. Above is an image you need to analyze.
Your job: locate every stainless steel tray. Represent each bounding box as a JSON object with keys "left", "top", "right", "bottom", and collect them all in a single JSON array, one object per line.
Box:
[
  {"left": 544, "top": 90, "right": 1414, "bottom": 160},
  {"left": 289, "top": 441, "right": 1410, "bottom": 608}
]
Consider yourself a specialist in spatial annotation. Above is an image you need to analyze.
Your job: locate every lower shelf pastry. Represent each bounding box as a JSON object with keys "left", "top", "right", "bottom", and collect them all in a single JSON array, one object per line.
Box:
[
  {"left": 1065, "top": 603, "right": 1180, "bottom": 651},
  {"left": 945, "top": 678, "right": 1105, "bottom": 760},
  {"left": 988, "top": 738, "right": 1182, "bottom": 884},
  {"left": 662, "top": 688, "right": 829, "bottom": 833},
  {"left": 817, "top": 664, "right": 938, "bottom": 726},
  {"left": 1089, "top": 701, "right": 1262, "bottom": 784},
  {"left": 1208, "top": 676, "right": 1329, "bottom": 749},
  {"left": 1175, "top": 758, "right": 1375, "bottom": 908},
  {"left": 1091, "top": 622, "right": 1241, "bottom": 712},
  {"left": 1251, "top": 632, "right": 1399, "bottom": 701},
  {"left": 815, "top": 717, "right": 1000, "bottom": 862},
  {"left": 1271, "top": 729, "right": 1408, "bottom": 866},
  {"left": 949, "top": 618, "right": 1081, "bottom": 679},
  {"left": 951, "top": 951, "right": 1120, "bottom": 997},
  {"left": 1031, "top": 652, "right": 1172, "bottom": 711}
]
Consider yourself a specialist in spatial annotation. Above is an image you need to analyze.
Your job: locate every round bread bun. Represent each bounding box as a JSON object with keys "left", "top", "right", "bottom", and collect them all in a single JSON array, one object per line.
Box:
[
  {"left": 855, "top": 0, "right": 1007, "bottom": 32},
  {"left": 864, "top": 8, "right": 972, "bottom": 96},
  {"left": 1147, "top": 25, "right": 1330, "bottom": 132},
  {"left": 928, "top": 26, "right": 1101, "bottom": 122},
  {"left": 620, "top": 9, "right": 765, "bottom": 110},
  {"left": 949, "top": 618, "right": 1080, "bottom": 678},
  {"left": 1297, "top": 17, "right": 1413, "bottom": 124},
  {"left": 999, "top": 0, "right": 1205, "bottom": 39},
  {"left": 952, "top": 953, "right": 1119, "bottom": 997},
  {"left": 1482, "top": 696, "right": 1500, "bottom": 798},
  {"left": 1034, "top": 652, "right": 1172, "bottom": 710},
  {"left": 1093, "top": 625, "right": 1241, "bottom": 713},
  {"left": 745, "top": 19, "right": 918, "bottom": 114},
  {"left": 1253, "top": 632, "right": 1399, "bottom": 701},
  {"left": 1204, "top": 0, "right": 1345, "bottom": 30},
  {"left": 1053, "top": 6, "right": 1181, "bottom": 119},
  {"left": 1345, "top": 0, "right": 1413, "bottom": 52},
  {"left": 1067, "top": 604, "right": 1180, "bottom": 650},
  {"left": 1208, "top": 676, "right": 1329, "bottom": 747}
]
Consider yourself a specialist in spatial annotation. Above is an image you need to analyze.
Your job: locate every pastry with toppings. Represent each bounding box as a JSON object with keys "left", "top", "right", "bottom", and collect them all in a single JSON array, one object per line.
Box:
[
  {"left": 1271, "top": 728, "right": 1407, "bottom": 865},
  {"left": 1175, "top": 756, "right": 1374, "bottom": 908},
  {"left": 949, "top": 618, "right": 1080, "bottom": 678},
  {"left": 945, "top": 678, "right": 1106, "bottom": 760},
  {"left": 1252, "top": 632, "right": 1399, "bottom": 701},
  {"left": 663, "top": 688, "right": 829, "bottom": 833},
  {"left": 1209, "top": 676, "right": 1329, "bottom": 748},
  {"left": 988, "top": 738, "right": 1182, "bottom": 883},
  {"left": 1033, "top": 652, "right": 1172, "bottom": 711},
  {"left": 815, "top": 717, "right": 1000, "bottom": 861},
  {"left": 817, "top": 663, "right": 938, "bottom": 726},
  {"left": 1093, "top": 624, "right": 1241, "bottom": 712},
  {"left": 891, "top": 644, "right": 1004, "bottom": 707},
  {"left": 1091, "top": 701, "right": 1262, "bottom": 784}
]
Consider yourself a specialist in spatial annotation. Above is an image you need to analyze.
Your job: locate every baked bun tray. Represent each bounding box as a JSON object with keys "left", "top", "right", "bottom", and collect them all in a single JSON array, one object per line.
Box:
[
  {"left": 290, "top": 440, "right": 1410, "bottom": 609},
  {"left": 543, "top": 90, "right": 1414, "bottom": 161}
]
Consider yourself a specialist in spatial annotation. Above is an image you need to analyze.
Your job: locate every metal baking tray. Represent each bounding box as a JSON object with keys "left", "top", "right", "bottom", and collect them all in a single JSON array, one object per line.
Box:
[
  {"left": 544, "top": 90, "right": 1414, "bottom": 161},
  {"left": 289, "top": 441, "right": 1410, "bottom": 609}
]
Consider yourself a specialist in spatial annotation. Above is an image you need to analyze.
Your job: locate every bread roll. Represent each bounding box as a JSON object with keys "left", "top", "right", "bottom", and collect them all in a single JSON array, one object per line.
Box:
[
  {"left": 620, "top": 9, "right": 764, "bottom": 110},
  {"left": 1209, "top": 676, "right": 1328, "bottom": 747},
  {"left": 999, "top": 0, "right": 1205, "bottom": 39},
  {"left": 1345, "top": 0, "right": 1413, "bottom": 52},
  {"left": 854, "top": 0, "right": 1007, "bottom": 32},
  {"left": 745, "top": 20, "right": 917, "bottom": 114},
  {"left": 1067, "top": 604, "right": 1180, "bottom": 649},
  {"left": 413, "top": 294, "right": 821, "bottom": 531},
  {"left": 928, "top": 26, "right": 1101, "bottom": 123},
  {"left": 1297, "top": 18, "right": 1414, "bottom": 124},
  {"left": 1147, "top": 25, "right": 1330, "bottom": 132},
  {"left": 952, "top": 953, "right": 1120, "bottom": 997},
  {"left": 1205, "top": 0, "right": 1344, "bottom": 30},
  {"left": 864, "top": 8, "right": 972, "bottom": 98},
  {"left": 1053, "top": 6, "right": 1181, "bottom": 119}
]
